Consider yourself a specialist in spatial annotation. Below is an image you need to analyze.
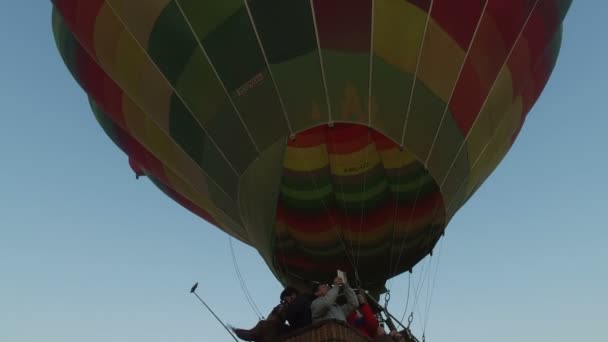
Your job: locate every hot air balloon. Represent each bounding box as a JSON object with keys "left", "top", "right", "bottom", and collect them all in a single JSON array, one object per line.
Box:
[{"left": 51, "top": 0, "right": 571, "bottom": 304}]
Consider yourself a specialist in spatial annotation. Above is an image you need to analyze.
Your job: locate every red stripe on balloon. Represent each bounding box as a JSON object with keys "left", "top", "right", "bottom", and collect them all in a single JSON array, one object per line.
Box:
[
  {"left": 312, "top": 0, "right": 372, "bottom": 52},
  {"left": 430, "top": 0, "right": 487, "bottom": 51},
  {"left": 327, "top": 125, "right": 372, "bottom": 154},
  {"left": 449, "top": 1, "right": 537, "bottom": 135},
  {"left": 371, "top": 130, "right": 398, "bottom": 151},
  {"left": 276, "top": 191, "right": 443, "bottom": 235},
  {"left": 289, "top": 125, "right": 328, "bottom": 148},
  {"left": 74, "top": 46, "right": 127, "bottom": 128},
  {"left": 94, "top": 104, "right": 219, "bottom": 227},
  {"left": 52, "top": 0, "right": 104, "bottom": 54}
]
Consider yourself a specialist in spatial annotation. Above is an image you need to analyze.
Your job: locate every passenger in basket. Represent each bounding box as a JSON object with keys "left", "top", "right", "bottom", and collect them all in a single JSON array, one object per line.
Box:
[
  {"left": 347, "top": 290, "right": 380, "bottom": 338},
  {"left": 280, "top": 286, "right": 313, "bottom": 331},
  {"left": 310, "top": 276, "right": 358, "bottom": 323},
  {"left": 231, "top": 303, "right": 289, "bottom": 342}
]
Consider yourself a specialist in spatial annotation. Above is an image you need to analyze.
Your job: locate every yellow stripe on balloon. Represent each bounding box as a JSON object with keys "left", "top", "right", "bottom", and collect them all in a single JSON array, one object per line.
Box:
[
  {"left": 163, "top": 168, "right": 247, "bottom": 241},
  {"left": 378, "top": 148, "right": 418, "bottom": 170},
  {"left": 373, "top": 0, "right": 427, "bottom": 74},
  {"left": 466, "top": 96, "right": 523, "bottom": 197},
  {"left": 93, "top": 4, "right": 121, "bottom": 74},
  {"left": 287, "top": 226, "right": 337, "bottom": 246},
  {"left": 121, "top": 94, "right": 209, "bottom": 200},
  {"left": 105, "top": 0, "right": 170, "bottom": 50},
  {"left": 91, "top": 3, "right": 173, "bottom": 130},
  {"left": 174, "top": 50, "right": 226, "bottom": 125},
  {"left": 136, "top": 56, "right": 173, "bottom": 129},
  {"left": 466, "top": 68, "right": 516, "bottom": 165},
  {"left": 121, "top": 96, "right": 147, "bottom": 143},
  {"left": 341, "top": 222, "right": 392, "bottom": 244},
  {"left": 283, "top": 145, "right": 329, "bottom": 172},
  {"left": 416, "top": 20, "right": 466, "bottom": 103},
  {"left": 113, "top": 17, "right": 172, "bottom": 129},
  {"left": 328, "top": 144, "right": 380, "bottom": 176},
  {"left": 120, "top": 95, "right": 248, "bottom": 239}
]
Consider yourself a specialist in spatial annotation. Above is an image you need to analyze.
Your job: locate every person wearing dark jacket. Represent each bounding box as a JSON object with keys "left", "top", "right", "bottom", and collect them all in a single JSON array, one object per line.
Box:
[
  {"left": 231, "top": 304, "right": 289, "bottom": 342},
  {"left": 280, "top": 287, "right": 312, "bottom": 330}
]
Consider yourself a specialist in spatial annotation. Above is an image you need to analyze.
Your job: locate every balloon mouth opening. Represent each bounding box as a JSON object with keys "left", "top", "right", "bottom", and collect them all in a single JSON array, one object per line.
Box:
[{"left": 272, "top": 123, "right": 446, "bottom": 290}]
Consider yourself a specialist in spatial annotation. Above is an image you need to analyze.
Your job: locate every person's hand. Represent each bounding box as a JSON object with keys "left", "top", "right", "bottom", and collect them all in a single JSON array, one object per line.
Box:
[
  {"left": 333, "top": 276, "right": 344, "bottom": 286},
  {"left": 390, "top": 330, "right": 405, "bottom": 341}
]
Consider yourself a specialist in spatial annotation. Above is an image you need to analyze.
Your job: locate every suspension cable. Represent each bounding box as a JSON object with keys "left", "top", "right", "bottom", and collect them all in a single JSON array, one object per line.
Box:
[{"left": 229, "top": 237, "right": 264, "bottom": 319}]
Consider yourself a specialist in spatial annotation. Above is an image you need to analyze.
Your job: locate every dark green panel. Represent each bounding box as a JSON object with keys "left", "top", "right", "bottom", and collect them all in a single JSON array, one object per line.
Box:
[
  {"left": 279, "top": 194, "right": 335, "bottom": 212},
  {"left": 203, "top": 97, "right": 258, "bottom": 174},
  {"left": 230, "top": 70, "right": 289, "bottom": 149},
  {"left": 245, "top": 0, "right": 329, "bottom": 133},
  {"left": 402, "top": 83, "right": 448, "bottom": 163},
  {"left": 201, "top": 137, "right": 240, "bottom": 200},
  {"left": 322, "top": 52, "right": 370, "bottom": 123},
  {"left": 555, "top": 0, "right": 573, "bottom": 21},
  {"left": 247, "top": 0, "right": 317, "bottom": 63},
  {"left": 237, "top": 138, "right": 288, "bottom": 268},
  {"left": 147, "top": 1, "right": 197, "bottom": 85},
  {"left": 174, "top": 49, "right": 258, "bottom": 173},
  {"left": 441, "top": 150, "right": 469, "bottom": 210},
  {"left": 179, "top": 1, "right": 289, "bottom": 150},
  {"left": 202, "top": 7, "right": 266, "bottom": 90},
  {"left": 332, "top": 171, "right": 387, "bottom": 194},
  {"left": 205, "top": 161, "right": 243, "bottom": 220},
  {"left": 52, "top": 9, "right": 80, "bottom": 88},
  {"left": 426, "top": 111, "right": 469, "bottom": 186},
  {"left": 168, "top": 96, "right": 239, "bottom": 198},
  {"left": 336, "top": 189, "right": 390, "bottom": 213},
  {"left": 270, "top": 55, "right": 330, "bottom": 132},
  {"left": 369, "top": 58, "right": 413, "bottom": 143},
  {"left": 281, "top": 175, "right": 332, "bottom": 192},
  {"left": 176, "top": 0, "right": 243, "bottom": 40},
  {"left": 168, "top": 96, "right": 207, "bottom": 163},
  {"left": 88, "top": 98, "right": 125, "bottom": 155}
]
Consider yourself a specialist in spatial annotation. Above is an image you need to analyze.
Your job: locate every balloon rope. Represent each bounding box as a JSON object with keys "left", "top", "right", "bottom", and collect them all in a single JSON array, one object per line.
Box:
[
  {"left": 354, "top": 129, "right": 373, "bottom": 274},
  {"left": 400, "top": 272, "right": 412, "bottom": 322},
  {"left": 385, "top": 0, "right": 435, "bottom": 284},
  {"left": 399, "top": 0, "right": 436, "bottom": 147},
  {"left": 424, "top": 0, "right": 490, "bottom": 166},
  {"left": 327, "top": 136, "right": 360, "bottom": 281},
  {"left": 242, "top": 0, "right": 294, "bottom": 135},
  {"left": 367, "top": 0, "right": 376, "bottom": 127},
  {"left": 174, "top": 0, "right": 262, "bottom": 155},
  {"left": 409, "top": 257, "right": 430, "bottom": 332},
  {"left": 229, "top": 237, "right": 264, "bottom": 319},
  {"left": 422, "top": 241, "right": 443, "bottom": 337},
  {"left": 309, "top": 0, "right": 334, "bottom": 123},
  {"left": 387, "top": 176, "right": 426, "bottom": 289}
]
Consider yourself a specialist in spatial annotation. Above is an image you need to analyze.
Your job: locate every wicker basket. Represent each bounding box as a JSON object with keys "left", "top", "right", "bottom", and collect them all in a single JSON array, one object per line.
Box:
[{"left": 281, "top": 319, "right": 372, "bottom": 342}]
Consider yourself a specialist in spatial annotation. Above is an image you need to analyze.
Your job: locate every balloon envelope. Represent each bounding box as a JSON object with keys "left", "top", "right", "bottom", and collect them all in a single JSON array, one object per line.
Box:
[{"left": 51, "top": 0, "right": 571, "bottom": 293}]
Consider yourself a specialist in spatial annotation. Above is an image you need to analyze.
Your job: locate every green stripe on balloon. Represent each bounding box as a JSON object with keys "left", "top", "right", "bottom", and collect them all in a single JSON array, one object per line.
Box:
[{"left": 147, "top": 2, "right": 198, "bottom": 85}]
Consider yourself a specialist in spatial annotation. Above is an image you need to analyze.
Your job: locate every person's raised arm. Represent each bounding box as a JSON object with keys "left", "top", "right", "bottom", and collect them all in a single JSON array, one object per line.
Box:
[
  {"left": 310, "top": 286, "right": 339, "bottom": 319},
  {"left": 341, "top": 283, "right": 359, "bottom": 315}
]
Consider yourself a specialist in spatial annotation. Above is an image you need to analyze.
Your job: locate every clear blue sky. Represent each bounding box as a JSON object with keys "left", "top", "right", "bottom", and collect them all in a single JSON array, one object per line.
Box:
[{"left": 1, "top": 2, "right": 605, "bottom": 341}]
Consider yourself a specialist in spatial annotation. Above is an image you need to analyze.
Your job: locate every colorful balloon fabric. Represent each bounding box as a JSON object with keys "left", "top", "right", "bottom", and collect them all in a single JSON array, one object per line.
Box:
[{"left": 51, "top": 0, "right": 571, "bottom": 293}]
